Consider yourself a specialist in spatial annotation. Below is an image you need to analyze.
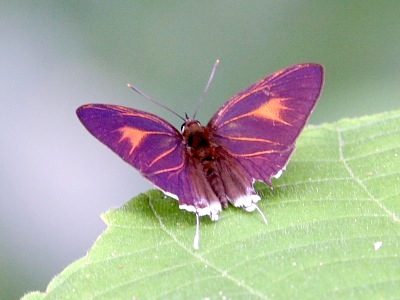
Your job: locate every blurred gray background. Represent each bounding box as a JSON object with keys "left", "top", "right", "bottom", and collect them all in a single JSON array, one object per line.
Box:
[{"left": 1, "top": 2, "right": 399, "bottom": 299}]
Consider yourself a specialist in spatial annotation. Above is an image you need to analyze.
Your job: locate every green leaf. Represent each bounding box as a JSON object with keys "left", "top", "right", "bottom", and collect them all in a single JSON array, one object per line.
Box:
[{"left": 22, "top": 111, "right": 400, "bottom": 299}]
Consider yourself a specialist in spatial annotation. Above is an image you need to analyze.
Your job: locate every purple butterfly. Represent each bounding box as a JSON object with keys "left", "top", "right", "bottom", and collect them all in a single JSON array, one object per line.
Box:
[{"left": 77, "top": 61, "right": 324, "bottom": 248}]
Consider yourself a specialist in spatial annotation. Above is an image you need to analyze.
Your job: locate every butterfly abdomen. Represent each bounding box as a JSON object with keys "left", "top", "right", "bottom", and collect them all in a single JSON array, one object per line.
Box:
[{"left": 202, "top": 159, "right": 229, "bottom": 209}]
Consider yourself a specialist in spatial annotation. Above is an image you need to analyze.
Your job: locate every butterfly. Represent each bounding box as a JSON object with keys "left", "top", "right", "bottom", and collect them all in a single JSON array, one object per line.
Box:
[{"left": 77, "top": 61, "right": 324, "bottom": 249}]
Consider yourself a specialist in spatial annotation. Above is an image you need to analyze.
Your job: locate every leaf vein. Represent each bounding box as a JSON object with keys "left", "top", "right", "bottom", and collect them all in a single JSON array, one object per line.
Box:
[
  {"left": 337, "top": 126, "right": 399, "bottom": 223},
  {"left": 147, "top": 195, "right": 269, "bottom": 299}
]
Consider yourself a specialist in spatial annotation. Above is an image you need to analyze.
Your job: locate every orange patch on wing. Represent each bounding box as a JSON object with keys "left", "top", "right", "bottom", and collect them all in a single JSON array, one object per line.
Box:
[
  {"left": 253, "top": 97, "right": 292, "bottom": 125},
  {"left": 219, "top": 97, "right": 293, "bottom": 128},
  {"left": 118, "top": 126, "right": 148, "bottom": 155}
]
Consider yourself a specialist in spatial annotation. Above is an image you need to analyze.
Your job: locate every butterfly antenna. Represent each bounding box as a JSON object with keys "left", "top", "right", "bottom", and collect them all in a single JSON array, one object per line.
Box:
[
  {"left": 192, "top": 59, "right": 220, "bottom": 119},
  {"left": 255, "top": 204, "right": 268, "bottom": 225},
  {"left": 127, "top": 83, "right": 186, "bottom": 121},
  {"left": 193, "top": 213, "right": 201, "bottom": 250}
]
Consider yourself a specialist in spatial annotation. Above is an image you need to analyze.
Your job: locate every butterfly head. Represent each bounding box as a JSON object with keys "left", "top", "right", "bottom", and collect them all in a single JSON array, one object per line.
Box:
[
  {"left": 181, "top": 117, "right": 202, "bottom": 135},
  {"left": 181, "top": 117, "right": 201, "bottom": 130},
  {"left": 181, "top": 118, "right": 214, "bottom": 150}
]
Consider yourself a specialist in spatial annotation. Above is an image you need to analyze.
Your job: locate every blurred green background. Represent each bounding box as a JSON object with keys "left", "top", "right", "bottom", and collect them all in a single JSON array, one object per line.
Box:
[{"left": 1, "top": 2, "right": 399, "bottom": 299}]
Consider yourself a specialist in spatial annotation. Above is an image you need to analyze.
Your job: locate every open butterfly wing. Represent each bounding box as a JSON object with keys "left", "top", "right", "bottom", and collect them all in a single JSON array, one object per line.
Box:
[
  {"left": 77, "top": 104, "right": 189, "bottom": 199},
  {"left": 208, "top": 64, "right": 324, "bottom": 185},
  {"left": 78, "top": 105, "right": 228, "bottom": 216}
]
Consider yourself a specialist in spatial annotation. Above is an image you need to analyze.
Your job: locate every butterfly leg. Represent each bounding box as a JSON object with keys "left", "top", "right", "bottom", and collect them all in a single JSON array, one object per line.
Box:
[{"left": 251, "top": 204, "right": 268, "bottom": 224}]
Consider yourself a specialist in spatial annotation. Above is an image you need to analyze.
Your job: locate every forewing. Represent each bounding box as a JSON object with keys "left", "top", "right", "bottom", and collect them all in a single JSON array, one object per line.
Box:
[
  {"left": 208, "top": 64, "right": 324, "bottom": 184},
  {"left": 77, "top": 104, "right": 225, "bottom": 217},
  {"left": 77, "top": 104, "right": 187, "bottom": 195}
]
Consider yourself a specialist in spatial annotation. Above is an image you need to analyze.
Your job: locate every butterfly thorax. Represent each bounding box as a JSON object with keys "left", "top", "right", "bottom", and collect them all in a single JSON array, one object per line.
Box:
[{"left": 182, "top": 119, "right": 217, "bottom": 159}]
